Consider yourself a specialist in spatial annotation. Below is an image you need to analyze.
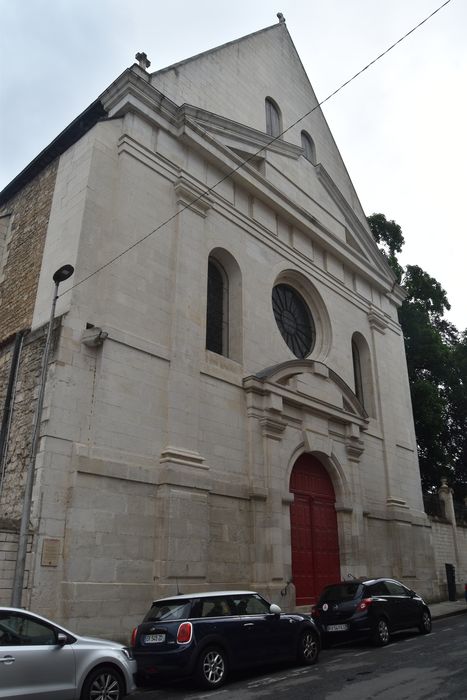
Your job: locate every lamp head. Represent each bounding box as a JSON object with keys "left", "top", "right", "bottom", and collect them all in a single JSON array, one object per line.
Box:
[{"left": 53, "top": 264, "right": 74, "bottom": 284}]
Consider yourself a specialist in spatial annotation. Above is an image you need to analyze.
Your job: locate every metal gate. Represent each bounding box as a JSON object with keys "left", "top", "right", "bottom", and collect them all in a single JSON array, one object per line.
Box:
[{"left": 290, "top": 454, "right": 340, "bottom": 606}]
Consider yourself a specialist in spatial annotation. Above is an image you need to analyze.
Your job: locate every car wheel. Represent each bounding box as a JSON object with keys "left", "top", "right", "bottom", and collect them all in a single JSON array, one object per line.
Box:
[
  {"left": 419, "top": 609, "right": 432, "bottom": 634},
  {"left": 372, "top": 618, "right": 390, "bottom": 646},
  {"left": 81, "top": 665, "right": 124, "bottom": 700},
  {"left": 297, "top": 628, "right": 320, "bottom": 665},
  {"left": 196, "top": 646, "right": 228, "bottom": 689}
]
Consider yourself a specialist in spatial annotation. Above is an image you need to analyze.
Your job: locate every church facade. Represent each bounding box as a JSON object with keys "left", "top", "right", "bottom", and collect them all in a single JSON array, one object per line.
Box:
[{"left": 0, "top": 20, "right": 439, "bottom": 639}]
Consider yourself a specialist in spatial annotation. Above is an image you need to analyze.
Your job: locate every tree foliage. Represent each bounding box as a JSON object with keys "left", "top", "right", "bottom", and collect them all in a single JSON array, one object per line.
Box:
[{"left": 368, "top": 213, "right": 467, "bottom": 496}]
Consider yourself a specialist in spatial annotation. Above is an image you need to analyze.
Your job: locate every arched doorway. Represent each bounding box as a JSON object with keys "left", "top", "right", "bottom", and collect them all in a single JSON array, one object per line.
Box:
[{"left": 290, "top": 454, "right": 340, "bottom": 605}]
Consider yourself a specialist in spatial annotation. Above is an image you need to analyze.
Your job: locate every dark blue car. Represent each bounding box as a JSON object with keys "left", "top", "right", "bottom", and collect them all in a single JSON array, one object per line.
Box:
[
  {"left": 312, "top": 578, "right": 431, "bottom": 647},
  {"left": 131, "top": 590, "right": 320, "bottom": 688}
]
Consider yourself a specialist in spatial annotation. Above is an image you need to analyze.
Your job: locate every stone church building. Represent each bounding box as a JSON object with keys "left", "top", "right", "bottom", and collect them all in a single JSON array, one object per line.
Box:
[{"left": 1, "top": 19, "right": 458, "bottom": 639}]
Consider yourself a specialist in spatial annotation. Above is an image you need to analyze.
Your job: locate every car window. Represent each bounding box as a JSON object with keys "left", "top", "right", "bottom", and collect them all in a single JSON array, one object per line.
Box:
[
  {"left": 230, "top": 594, "right": 270, "bottom": 615},
  {"left": 319, "top": 583, "right": 362, "bottom": 602},
  {"left": 144, "top": 600, "right": 192, "bottom": 622},
  {"left": 0, "top": 612, "right": 57, "bottom": 646},
  {"left": 199, "top": 598, "right": 231, "bottom": 617},
  {"left": 367, "top": 581, "right": 390, "bottom": 596},
  {"left": 384, "top": 581, "right": 409, "bottom": 596}
]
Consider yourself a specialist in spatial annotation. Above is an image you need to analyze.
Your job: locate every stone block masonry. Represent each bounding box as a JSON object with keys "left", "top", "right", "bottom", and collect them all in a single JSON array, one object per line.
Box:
[
  {"left": 0, "top": 329, "right": 51, "bottom": 520},
  {"left": 0, "top": 160, "right": 58, "bottom": 341}
]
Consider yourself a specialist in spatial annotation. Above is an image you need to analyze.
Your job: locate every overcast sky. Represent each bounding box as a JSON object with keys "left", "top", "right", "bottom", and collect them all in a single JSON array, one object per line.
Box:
[{"left": 1, "top": 0, "right": 465, "bottom": 331}]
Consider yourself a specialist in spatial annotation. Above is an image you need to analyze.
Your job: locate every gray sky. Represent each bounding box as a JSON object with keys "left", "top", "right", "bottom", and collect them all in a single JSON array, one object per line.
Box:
[{"left": 1, "top": 0, "right": 465, "bottom": 331}]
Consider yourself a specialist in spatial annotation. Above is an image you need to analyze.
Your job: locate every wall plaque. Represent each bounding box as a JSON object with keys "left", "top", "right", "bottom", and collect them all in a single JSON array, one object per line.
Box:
[{"left": 41, "top": 538, "right": 60, "bottom": 567}]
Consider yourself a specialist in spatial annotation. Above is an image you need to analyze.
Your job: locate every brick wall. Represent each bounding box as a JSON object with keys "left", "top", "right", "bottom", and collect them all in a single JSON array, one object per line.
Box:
[{"left": 0, "top": 160, "right": 58, "bottom": 341}]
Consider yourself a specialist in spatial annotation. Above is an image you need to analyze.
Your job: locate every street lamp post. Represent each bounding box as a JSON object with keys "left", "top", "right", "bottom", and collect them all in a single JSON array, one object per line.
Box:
[{"left": 11, "top": 264, "right": 74, "bottom": 607}]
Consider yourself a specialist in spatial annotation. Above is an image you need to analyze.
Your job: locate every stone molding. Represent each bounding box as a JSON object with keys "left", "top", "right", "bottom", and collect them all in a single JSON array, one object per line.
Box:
[
  {"left": 160, "top": 446, "right": 208, "bottom": 470},
  {"left": 368, "top": 305, "right": 389, "bottom": 334},
  {"left": 174, "top": 176, "right": 213, "bottom": 217}
]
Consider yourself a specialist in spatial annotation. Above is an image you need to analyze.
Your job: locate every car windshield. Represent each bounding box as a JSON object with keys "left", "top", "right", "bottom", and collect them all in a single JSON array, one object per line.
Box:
[
  {"left": 320, "top": 583, "right": 362, "bottom": 602},
  {"left": 144, "top": 600, "right": 192, "bottom": 622}
]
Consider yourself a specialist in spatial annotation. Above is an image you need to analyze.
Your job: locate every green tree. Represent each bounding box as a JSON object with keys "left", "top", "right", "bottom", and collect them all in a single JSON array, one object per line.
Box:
[
  {"left": 367, "top": 213, "right": 404, "bottom": 282},
  {"left": 367, "top": 213, "right": 466, "bottom": 496}
]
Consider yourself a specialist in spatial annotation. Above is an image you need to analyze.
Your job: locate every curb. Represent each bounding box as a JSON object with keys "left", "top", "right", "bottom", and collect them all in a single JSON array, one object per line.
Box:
[{"left": 431, "top": 607, "right": 467, "bottom": 621}]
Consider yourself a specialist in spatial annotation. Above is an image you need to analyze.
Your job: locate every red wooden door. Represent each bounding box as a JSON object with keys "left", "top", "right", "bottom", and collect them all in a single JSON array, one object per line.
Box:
[{"left": 290, "top": 454, "right": 340, "bottom": 605}]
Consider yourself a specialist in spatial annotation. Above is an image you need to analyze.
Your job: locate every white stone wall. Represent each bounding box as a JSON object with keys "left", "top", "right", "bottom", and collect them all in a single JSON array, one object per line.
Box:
[{"left": 431, "top": 519, "right": 467, "bottom": 601}]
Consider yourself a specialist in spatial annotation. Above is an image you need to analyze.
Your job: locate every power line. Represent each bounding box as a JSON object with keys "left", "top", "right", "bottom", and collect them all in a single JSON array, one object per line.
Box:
[{"left": 59, "top": 0, "right": 453, "bottom": 299}]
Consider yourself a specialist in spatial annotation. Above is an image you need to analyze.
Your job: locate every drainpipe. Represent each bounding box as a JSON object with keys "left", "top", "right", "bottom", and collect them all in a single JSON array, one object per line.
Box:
[{"left": 0, "top": 331, "right": 25, "bottom": 496}]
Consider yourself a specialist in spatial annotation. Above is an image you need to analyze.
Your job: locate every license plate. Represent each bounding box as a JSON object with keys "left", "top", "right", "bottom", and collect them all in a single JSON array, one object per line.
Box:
[
  {"left": 326, "top": 624, "right": 349, "bottom": 632},
  {"left": 144, "top": 633, "right": 165, "bottom": 643}
]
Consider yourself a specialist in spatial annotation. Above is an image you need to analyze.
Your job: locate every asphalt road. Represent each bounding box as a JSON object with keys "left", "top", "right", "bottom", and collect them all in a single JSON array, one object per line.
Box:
[{"left": 133, "top": 614, "right": 467, "bottom": 699}]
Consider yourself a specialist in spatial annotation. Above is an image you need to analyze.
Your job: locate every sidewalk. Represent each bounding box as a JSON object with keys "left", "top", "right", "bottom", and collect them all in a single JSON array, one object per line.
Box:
[{"left": 429, "top": 598, "right": 467, "bottom": 620}]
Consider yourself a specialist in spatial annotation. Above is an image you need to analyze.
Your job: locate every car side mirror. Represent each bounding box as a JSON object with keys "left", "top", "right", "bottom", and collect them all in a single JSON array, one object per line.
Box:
[
  {"left": 57, "top": 632, "right": 68, "bottom": 646},
  {"left": 269, "top": 603, "right": 281, "bottom": 616}
]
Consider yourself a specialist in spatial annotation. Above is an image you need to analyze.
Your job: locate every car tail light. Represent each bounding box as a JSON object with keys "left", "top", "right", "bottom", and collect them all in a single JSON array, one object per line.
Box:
[
  {"left": 130, "top": 627, "right": 138, "bottom": 647},
  {"left": 357, "top": 598, "right": 373, "bottom": 611},
  {"left": 177, "top": 622, "right": 193, "bottom": 644}
]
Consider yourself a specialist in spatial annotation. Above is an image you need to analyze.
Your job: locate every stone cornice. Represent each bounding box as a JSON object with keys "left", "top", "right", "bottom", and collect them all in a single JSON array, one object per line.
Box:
[
  {"left": 181, "top": 105, "right": 303, "bottom": 160},
  {"left": 316, "top": 164, "right": 395, "bottom": 283}
]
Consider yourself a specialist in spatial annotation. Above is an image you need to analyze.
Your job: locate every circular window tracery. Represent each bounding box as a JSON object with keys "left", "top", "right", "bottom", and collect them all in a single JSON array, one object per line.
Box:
[{"left": 272, "top": 283, "right": 315, "bottom": 358}]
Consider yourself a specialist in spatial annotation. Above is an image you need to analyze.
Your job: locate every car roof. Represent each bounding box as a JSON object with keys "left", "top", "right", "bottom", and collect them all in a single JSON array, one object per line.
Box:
[
  {"left": 152, "top": 590, "right": 259, "bottom": 603},
  {"left": 324, "top": 577, "right": 405, "bottom": 587}
]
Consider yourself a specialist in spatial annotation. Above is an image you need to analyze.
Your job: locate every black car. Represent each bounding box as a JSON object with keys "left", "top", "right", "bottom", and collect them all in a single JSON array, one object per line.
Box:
[
  {"left": 312, "top": 577, "right": 431, "bottom": 647},
  {"left": 131, "top": 590, "right": 320, "bottom": 689}
]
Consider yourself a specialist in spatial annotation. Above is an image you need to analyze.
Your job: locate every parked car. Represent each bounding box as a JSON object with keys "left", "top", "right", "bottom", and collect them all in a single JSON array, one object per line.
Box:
[
  {"left": 312, "top": 577, "right": 432, "bottom": 647},
  {"left": 0, "top": 606, "right": 136, "bottom": 699},
  {"left": 131, "top": 590, "right": 320, "bottom": 689}
]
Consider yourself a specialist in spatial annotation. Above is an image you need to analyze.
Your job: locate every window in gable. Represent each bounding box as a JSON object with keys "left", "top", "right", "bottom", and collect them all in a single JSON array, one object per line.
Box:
[
  {"left": 301, "top": 131, "right": 316, "bottom": 164},
  {"left": 265, "top": 97, "right": 282, "bottom": 138}
]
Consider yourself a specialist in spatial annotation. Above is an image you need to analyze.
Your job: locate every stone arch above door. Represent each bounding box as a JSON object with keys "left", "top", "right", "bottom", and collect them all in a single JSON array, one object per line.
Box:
[
  {"left": 286, "top": 442, "right": 351, "bottom": 512},
  {"left": 244, "top": 359, "right": 369, "bottom": 470}
]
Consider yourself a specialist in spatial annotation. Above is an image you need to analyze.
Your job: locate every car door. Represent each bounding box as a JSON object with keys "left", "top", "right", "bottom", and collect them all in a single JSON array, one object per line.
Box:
[
  {"left": 383, "top": 580, "right": 419, "bottom": 630},
  {"left": 228, "top": 594, "right": 278, "bottom": 666},
  {"left": 0, "top": 611, "right": 75, "bottom": 700}
]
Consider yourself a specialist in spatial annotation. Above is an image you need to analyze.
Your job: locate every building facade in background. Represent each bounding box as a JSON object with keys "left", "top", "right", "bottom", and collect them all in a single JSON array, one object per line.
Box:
[{"left": 1, "top": 20, "right": 463, "bottom": 640}]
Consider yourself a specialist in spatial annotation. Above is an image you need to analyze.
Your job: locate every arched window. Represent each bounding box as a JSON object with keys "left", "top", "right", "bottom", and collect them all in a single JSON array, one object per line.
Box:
[
  {"left": 205, "top": 249, "right": 243, "bottom": 362},
  {"left": 352, "top": 339, "right": 364, "bottom": 406},
  {"left": 206, "top": 258, "right": 228, "bottom": 356},
  {"left": 351, "top": 332, "right": 376, "bottom": 417},
  {"left": 301, "top": 131, "right": 316, "bottom": 164},
  {"left": 265, "top": 97, "right": 282, "bottom": 138}
]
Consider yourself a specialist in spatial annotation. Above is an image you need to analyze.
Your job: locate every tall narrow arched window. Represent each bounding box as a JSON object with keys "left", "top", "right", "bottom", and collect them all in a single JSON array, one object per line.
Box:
[
  {"left": 351, "top": 332, "right": 376, "bottom": 417},
  {"left": 301, "top": 130, "right": 316, "bottom": 164},
  {"left": 206, "top": 258, "right": 228, "bottom": 356},
  {"left": 352, "top": 339, "right": 364, "bottom": 406},
  {"left": 265, "top": 97, "right": 282, "bottom": 138}
]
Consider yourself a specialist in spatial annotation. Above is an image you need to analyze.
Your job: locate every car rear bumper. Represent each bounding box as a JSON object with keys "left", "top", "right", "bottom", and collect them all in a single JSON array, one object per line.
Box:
[
  {"left": 318, "top": 615, "right": 373, "bottom": 640},
  {"left": 133, "top": 645, "right": 196, "bottom": 679}
]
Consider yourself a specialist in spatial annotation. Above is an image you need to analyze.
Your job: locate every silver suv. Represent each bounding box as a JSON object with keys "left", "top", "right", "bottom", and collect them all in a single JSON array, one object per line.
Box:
[{"left": 0, "top": 606, "right": 136, "bottom": 699}]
